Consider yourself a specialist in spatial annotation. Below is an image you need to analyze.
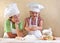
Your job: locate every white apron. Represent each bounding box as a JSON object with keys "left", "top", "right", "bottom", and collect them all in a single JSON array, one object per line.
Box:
[
  {"left": 3, "top": 22, "right": 16, "bottom": 38},
  {"left": 28, "top": 17, "right": 42, "bottom": 38}
]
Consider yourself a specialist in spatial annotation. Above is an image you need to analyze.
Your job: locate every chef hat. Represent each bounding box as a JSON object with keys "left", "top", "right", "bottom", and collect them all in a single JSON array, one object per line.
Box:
[
  {"left": 29, "top": 3, "right": 44, "bottom": 12},
  {"left": 4, "top": 3, "right": 20, "bottom": 18}
]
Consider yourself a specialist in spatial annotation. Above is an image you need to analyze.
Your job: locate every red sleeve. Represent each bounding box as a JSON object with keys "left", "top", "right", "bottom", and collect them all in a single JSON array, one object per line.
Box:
[
  {"left": 38, "top": 17, "right": 44, "bottom": 26},
  {"left": 24, "top": 17, "right": 30, "bottom": 27}
]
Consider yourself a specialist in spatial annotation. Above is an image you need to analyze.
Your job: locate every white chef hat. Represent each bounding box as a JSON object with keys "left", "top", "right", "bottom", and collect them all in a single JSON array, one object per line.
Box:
[
  {"left": 29, "top": 3, "right": 44, "bottom": 12},
  {"left": 4, "top": 3, "right": 20, "bottom": 18}
]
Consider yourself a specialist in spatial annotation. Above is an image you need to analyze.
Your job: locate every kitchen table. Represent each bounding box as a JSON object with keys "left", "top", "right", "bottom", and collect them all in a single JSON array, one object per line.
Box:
[{"left": 0, "top": 37, "right": 60, "bottom": 43}]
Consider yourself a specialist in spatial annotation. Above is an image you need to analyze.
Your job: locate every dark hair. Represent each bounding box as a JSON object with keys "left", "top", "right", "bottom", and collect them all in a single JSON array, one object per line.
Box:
[
  {"left": 9, "top": 16, "right": 13, "bottom": 21},
  {"left": 9, "top": 16, "right": 15, "bottom": 23}
]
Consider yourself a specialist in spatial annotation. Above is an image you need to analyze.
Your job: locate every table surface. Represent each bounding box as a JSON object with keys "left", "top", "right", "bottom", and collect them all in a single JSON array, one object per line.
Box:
[{"left": 0, "top": 37, "right": 60, "bottom": 43}]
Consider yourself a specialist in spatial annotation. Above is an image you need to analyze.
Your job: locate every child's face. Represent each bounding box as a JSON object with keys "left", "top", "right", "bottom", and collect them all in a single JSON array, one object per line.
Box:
[
  {"left": 30, "top": 11, "right": 40, "bottom": 17},
  {"left": 11, "top": 15, "right": 20, "bottom": 23}
]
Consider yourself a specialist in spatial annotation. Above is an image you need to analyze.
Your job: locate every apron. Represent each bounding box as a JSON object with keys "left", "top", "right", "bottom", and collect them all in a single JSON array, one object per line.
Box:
[
  {"left": 3, "top": 22, "right": 16, "bottom": 38},
  {"left": 28, "top": 17, "right": 42, "bottom": 38}
]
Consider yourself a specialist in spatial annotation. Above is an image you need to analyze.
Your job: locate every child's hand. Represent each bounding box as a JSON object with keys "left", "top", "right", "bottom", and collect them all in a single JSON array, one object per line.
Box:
[
  {"left": 36, "top": 27, "right": 42, "bottom": 31},
  {"left": 29, "top": 26, "right": 39, "bottom": 31}
]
